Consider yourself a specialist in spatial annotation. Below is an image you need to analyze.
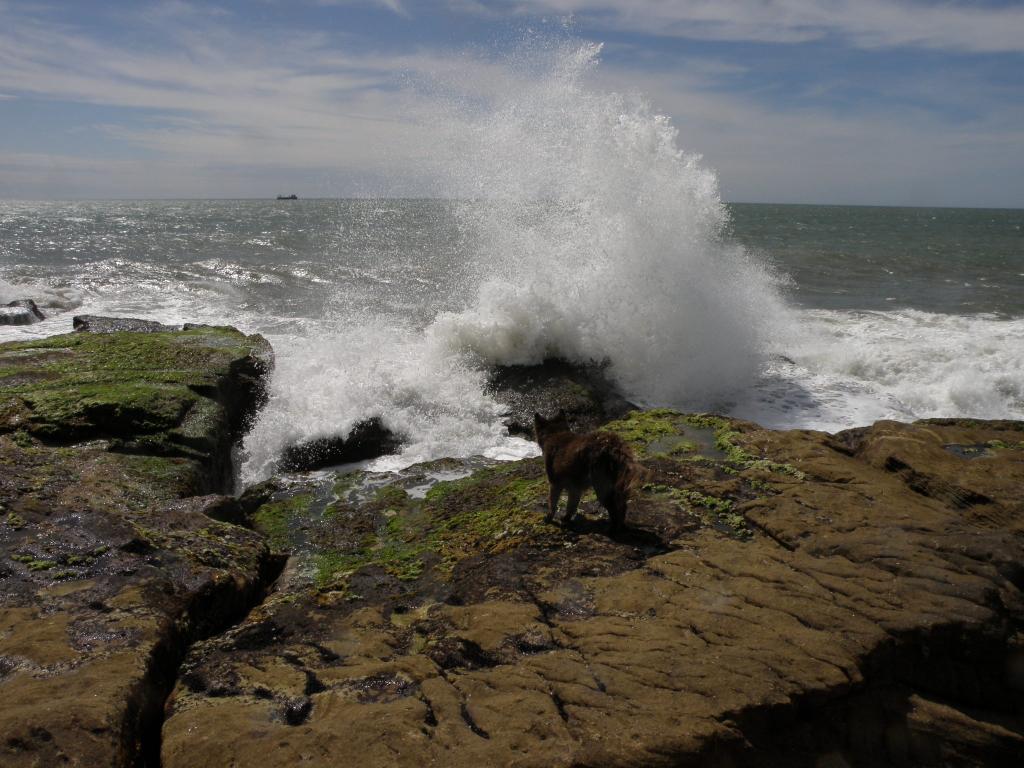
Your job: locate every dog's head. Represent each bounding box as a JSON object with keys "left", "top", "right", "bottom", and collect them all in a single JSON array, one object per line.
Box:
[{"left": 534, "top": 409, "right": 571, "bottom": 442}]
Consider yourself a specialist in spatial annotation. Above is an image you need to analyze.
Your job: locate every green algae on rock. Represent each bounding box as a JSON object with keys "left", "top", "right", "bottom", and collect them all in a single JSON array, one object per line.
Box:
[
  {"left": 242, "top": 410, "right": 793, "bottom": 604},
  {"left": 0, "top": 326, "right": 270, "bottom": 446},
  {"left": 245, "top": 459, "right": 555, "bottom": 595}
]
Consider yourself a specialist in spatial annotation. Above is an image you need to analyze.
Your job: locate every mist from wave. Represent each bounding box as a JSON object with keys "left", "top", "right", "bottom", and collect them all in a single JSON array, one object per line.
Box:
[{"left": 426, "top": 39, "right": 792, "bottom": 406}]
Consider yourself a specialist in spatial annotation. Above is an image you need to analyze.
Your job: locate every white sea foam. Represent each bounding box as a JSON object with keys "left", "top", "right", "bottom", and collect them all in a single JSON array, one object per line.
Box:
[
  {"left": 239, "top": 322, "right": 538, "bottom": 484},
  {"left": 0, "top": 277, "right": 86, "bottom": 342},
  {"left": 733, "top": 309, "right": 1024, "bottom": 432},
  {"left": 804, "top": 309, "right": 1024, "bottom": 420},
  {"left": 0, "top": 277, "right": 84, "bottom": 312}
]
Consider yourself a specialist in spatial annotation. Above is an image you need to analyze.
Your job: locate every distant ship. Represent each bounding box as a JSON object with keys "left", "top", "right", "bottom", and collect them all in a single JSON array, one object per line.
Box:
[{"left": 276, "top": 194, "right": 298, "bottom": 200}]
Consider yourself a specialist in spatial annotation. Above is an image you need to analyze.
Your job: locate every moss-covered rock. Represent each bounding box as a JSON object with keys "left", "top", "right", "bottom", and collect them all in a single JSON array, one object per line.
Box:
[
  {"left": 232, "top": 410, "right": 806, "bottom": 618},
  {"left": 0, "top": 328, "right": 269, "bottom": 432},
  {"left": 0, "top": 326, "right": 271, "bottom": 490}
]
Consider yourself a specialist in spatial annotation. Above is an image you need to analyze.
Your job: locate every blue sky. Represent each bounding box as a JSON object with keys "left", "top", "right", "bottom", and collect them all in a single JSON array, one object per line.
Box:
[{"left": 0, "top": 0, "right": 1022, "bottom": 206}]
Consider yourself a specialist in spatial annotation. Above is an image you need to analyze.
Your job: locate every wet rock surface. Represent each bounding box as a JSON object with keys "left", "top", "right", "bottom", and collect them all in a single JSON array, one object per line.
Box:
[
  {"left": 163, "top": 411, "right": 1024, "bottom": 767},
  {"left": 0, "top": 325, "right": 278, "bottom": 767},
  {"left": 488, "top": 357, "right": 637, "bottom": 436},
  {"left": 3, "top": 329, "right": 1022, "bottom": 767},
  {"left": 279, "top": 417, "right": 405, "bottom": 472},
  {"left": 1, "top": 300, "right": 46, "bottom": 326},
  {"left": 73, "top": 315, "right": 181, "bottom": 333}
]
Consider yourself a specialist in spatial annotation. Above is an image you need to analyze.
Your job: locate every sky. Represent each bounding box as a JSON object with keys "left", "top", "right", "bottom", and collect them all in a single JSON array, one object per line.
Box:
[{"left": 0, "top": 0, "right": 1022, "bottom": 206}]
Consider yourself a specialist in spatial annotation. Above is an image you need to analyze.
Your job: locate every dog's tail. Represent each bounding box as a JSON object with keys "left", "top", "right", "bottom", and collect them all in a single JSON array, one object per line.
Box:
[
  {"left": 596, "top": 436, "right": 649, "bottom": 497},
  {"left": 622, "top": 454, "right": 652, "bottom": 496},
  {"left": 626, "top": 459, "right": 653, "bottom": 493}
]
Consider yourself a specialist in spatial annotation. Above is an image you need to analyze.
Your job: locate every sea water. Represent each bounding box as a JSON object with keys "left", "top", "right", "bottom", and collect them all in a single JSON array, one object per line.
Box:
[{"left": 1, "top": 42, "right": 1021, "bottom": 483}]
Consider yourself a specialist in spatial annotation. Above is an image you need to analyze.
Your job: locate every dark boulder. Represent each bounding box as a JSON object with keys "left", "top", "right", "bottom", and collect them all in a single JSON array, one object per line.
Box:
[
  {"left": 488, "top": 357, "right": 636, "bottom": 437},
  {"left": 73, "top": 315, "right": 181, "bottom": 333},
  {"left": 279, "top": 417, "right": 404, "bottom": 472},
  {"left": 0, "top": 299, "right": 45, "bottom": 326}
]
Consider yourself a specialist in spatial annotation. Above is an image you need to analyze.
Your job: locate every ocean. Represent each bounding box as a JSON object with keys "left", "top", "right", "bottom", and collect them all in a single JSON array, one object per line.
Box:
[
  {"left": 1, "top": 44, "right": 1021, "bottom": 484},
  {"left": 2, "top": 198, "right": 1021, "bottom": 485}
]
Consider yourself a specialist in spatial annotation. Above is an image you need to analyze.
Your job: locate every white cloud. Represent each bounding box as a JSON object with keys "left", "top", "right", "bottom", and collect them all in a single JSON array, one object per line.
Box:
[
  {"left": 0, "top": 5, "right": 527, "bottom": 196},
  {"left": 314, "top": 0, "right": 411, "bottom": 17},
  {"left": 0, "top": 2, "right": 1020, "bottom": 205},
  {"left": 477, "top": 1, "right": 1024, "bottom": 53}
]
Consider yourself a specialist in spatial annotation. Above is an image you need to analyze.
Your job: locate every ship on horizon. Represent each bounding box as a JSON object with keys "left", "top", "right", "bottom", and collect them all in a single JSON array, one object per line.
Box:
[{"left": 276, "top": 194, "right": 298, "bottom": 200}]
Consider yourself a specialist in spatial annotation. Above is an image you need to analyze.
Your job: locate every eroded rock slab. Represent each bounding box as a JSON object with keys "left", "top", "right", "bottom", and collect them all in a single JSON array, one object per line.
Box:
[
  {"left": 162, "top": 411, "right": 1024, "bottom": 766},
  {"left": 0, "top": 325, "right": 278, "bottom": 767}
]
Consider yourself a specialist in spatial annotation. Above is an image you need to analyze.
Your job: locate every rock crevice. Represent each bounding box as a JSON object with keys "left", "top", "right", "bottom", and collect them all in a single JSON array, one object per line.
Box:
[{"left": 0, "top": 325, "right": 279, "bottom": 768}]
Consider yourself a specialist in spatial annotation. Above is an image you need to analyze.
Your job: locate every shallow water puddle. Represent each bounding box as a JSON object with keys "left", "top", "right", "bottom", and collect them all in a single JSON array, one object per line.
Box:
[{"left": 647, "top": 424, "right": 726, "bottom": 460}]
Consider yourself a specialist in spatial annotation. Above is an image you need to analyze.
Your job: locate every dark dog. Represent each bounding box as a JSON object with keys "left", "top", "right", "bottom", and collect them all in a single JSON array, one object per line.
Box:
[{"left": 533, "top": 410, "right": 641, "bottom": 535}]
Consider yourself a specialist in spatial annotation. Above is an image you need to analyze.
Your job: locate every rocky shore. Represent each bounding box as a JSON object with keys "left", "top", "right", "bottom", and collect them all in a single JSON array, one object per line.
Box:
[{"left": 2, "top": 322, "right": 1022, "bottom": 767}]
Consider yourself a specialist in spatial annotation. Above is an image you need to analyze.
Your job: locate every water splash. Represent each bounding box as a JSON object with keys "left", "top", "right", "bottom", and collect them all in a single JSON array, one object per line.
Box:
[
  {"left": 239, "top": 320, "right": 537, "bottom": 482},
  {"left": 428, "top": 38, "right": 791, "bottom": 404}
]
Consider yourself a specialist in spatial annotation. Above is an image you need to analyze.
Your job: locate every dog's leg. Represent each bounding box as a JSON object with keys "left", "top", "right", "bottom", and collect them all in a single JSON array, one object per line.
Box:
[
  {"left": 546, "top": 482, "right": 563, "bottom": 523},
  {"left": 607, "top": 493, "right": 627, "bottom": 536},
  {"left": 563, "top": 487, "right": 582, "bottom": 525},
  {"left": 598, "top": 489, "right": 625, "bottom": 536}
]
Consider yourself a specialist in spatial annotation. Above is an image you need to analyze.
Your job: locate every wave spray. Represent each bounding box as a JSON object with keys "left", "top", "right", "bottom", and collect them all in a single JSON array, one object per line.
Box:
[{"left": 430, "top": 39, "right": 790, "bottom": 404}]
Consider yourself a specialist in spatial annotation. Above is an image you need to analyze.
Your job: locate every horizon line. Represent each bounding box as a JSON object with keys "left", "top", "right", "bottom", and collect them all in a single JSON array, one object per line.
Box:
[{"left": 1, "top": 197, "right": 1022, "bottom": 212}]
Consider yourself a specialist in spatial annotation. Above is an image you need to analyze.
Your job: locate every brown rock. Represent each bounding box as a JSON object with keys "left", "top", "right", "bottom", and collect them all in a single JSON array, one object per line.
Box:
[
  {"left": 72, "top": 315, "right": 178, "bottom": 333},
  {"left": 0, "top": 324, "right": 279, "bottom": 768},
  {"left": 162, "top": 411, "right": 1024, "bottom": 767}
]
